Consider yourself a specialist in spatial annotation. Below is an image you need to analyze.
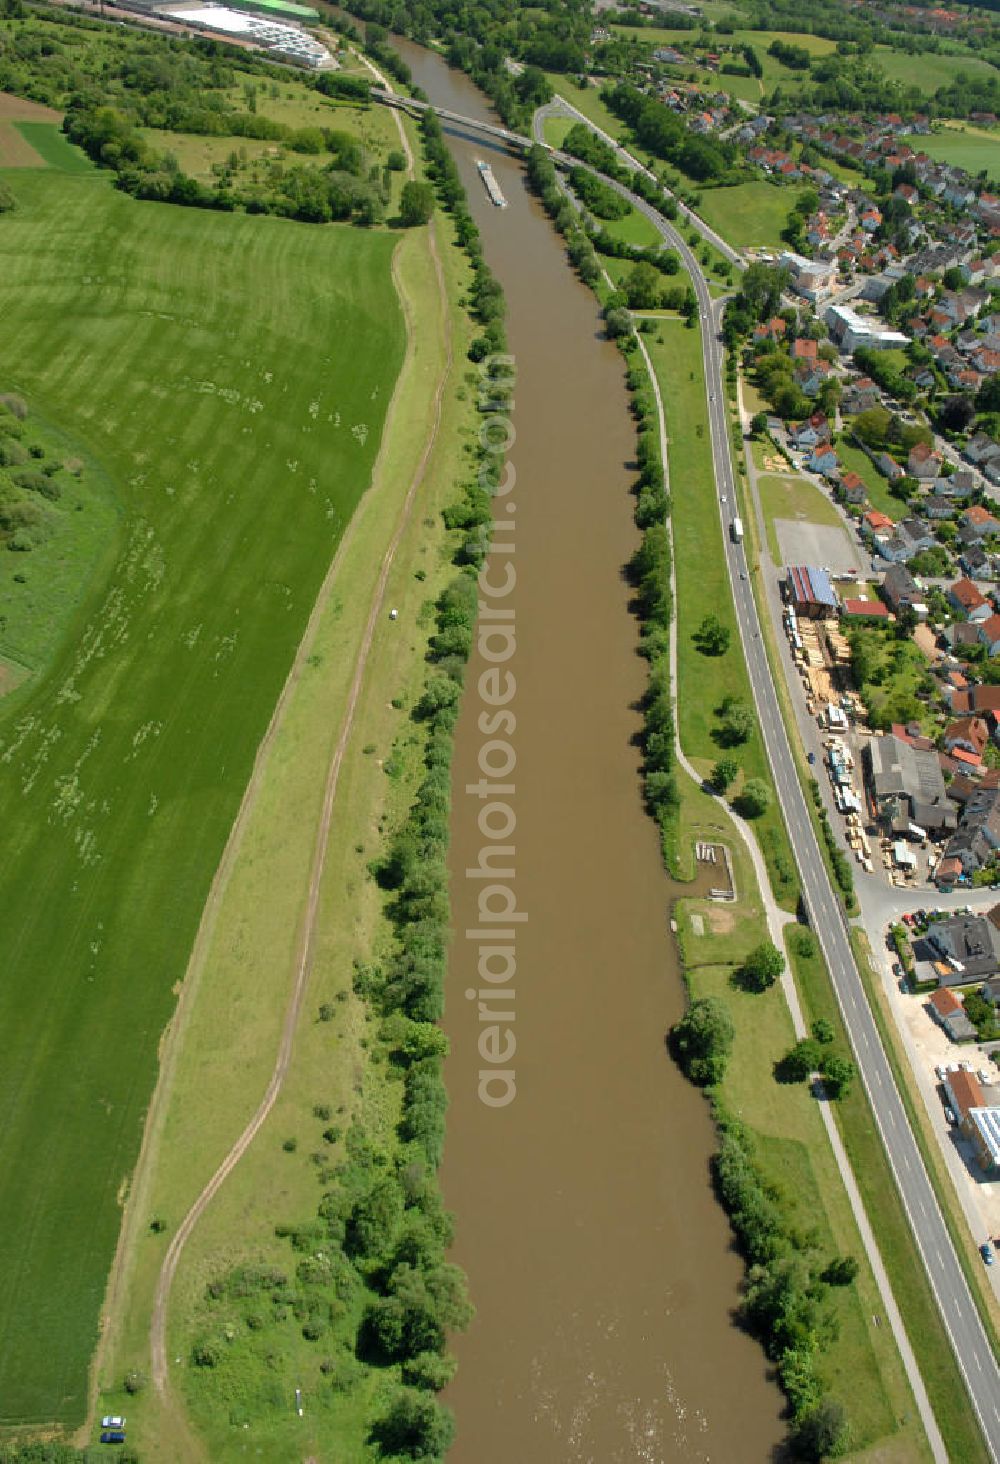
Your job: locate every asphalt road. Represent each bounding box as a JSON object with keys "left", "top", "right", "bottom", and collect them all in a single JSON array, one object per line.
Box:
[{"left": 571, "top": 137, "right": 1000, "bottom": 1459}]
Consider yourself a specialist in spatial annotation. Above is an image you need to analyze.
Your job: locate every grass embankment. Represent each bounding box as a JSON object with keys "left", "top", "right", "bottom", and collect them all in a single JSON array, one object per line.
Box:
[
  {"left": 94, "top": 216, "right": 466, "bottom": 1463},
  {"left": 643, "top": 318, "right": 800, "bottom": 911},
  {"left": 541, "top": 115, "right": 573, "bottom": 150},
  {"left": 788, "top": 931, "right": 991, "bottom": 1464},
  {"left": 0, "top": 167, "right": 404, "bottom": 1429},
  {"left": 675, "top": 882, "right": 930, "bottom": 1461},
  {"left": 545, "top": 75, "right": 628, "bottom": 142}
]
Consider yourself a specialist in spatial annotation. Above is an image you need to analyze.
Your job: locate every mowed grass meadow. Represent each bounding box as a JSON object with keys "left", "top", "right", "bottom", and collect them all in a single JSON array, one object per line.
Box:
[{"left": 0, "top": 166, "right": 404, "bottom": 1425}]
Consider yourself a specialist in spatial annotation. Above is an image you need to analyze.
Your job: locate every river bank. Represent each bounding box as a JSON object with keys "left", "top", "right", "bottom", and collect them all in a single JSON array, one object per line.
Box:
[{"left": 390, "top": 35, "right": 786, "bottom": 1463}]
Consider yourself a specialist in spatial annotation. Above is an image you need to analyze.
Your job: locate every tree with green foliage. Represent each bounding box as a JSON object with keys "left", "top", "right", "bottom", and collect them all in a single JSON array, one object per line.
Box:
[
  {"left": 400, "top": 180, "right": 434, "bottom": 227},
  {"left": 711, "top": 756, "right": 739, "bottom": 792},
  {"left": 370, "top": 1386, "right": 455, "bottom": 1460},
  {"left": 790, "top": 1396, "right": 849, "bottom": 1461},
  {"left": 624, "top": 260, "right": 662, "bottom": 310},
  {"left": 775, "top": 1038, "right": 822, "bottom": 1084},
  {"left": 694, "top": 612, "right": 730, "bottom": 656},
  {"left": 820, "top": 1054, "right": 855, "bottom": 1099},
  {"left": 605, "top": 306, "right": 633, "bottom": 340},
  {"left": 717, "top": 696, "right": 754, "bottom": 747},
  {"left": 822, "top": 1255, "right": 858, "bottom": 1287},
  {"left": 738, "top": 940, "right": 785, "bottom": 993},
  {"left": 672, "top": 996, "right": 734, "bottom": 1086},
  {"left": 737, "top": 778, "right": 770, "bottom": 819}
]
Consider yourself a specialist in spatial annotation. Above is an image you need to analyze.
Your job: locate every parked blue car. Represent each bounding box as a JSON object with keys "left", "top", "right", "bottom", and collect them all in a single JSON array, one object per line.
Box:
[{"left": 100, "top": 1431, "right": 126, "bottom": 1445}]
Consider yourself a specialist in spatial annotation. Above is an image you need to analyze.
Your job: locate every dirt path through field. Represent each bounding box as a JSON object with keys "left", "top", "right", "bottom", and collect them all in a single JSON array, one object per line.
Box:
[{"left": 144, "top": 217, "right": 451, "bottom": 1428}]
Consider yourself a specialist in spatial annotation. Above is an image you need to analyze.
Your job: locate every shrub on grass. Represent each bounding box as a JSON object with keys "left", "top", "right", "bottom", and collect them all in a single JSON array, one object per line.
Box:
[
  {"left": 671, "top": 996, "right": 734, "bottom": 1086},
  {"left": 369, "top": 1386, "right": 455, "bottom": 1460},
  {"left": 735, "top": 778, "right": 770, "bottom": 819},
  {"left": 736, "top": 939, "right": 785, "bottom": 993}
]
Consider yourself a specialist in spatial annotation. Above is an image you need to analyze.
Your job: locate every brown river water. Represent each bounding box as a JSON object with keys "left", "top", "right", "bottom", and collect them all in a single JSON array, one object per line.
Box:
[{"left": 393, "top": 39, "right": 785, "bottom": 1462}]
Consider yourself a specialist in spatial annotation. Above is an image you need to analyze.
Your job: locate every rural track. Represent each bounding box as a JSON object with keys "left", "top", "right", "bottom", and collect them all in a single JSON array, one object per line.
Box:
[{"left": 143, "top": 220, "right": 452, "bottom": 1421}]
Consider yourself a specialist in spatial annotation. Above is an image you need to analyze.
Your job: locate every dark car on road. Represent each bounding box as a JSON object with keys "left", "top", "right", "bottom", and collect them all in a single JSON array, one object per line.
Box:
[{"left": 980, "top": 1242, "right": 994, "bottom": 1266}]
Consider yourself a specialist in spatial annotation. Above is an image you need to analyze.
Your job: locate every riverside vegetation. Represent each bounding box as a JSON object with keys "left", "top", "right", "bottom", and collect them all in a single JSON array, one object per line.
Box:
[{"left": 165, "top": 107, "right": 507, "bottom": 1462}]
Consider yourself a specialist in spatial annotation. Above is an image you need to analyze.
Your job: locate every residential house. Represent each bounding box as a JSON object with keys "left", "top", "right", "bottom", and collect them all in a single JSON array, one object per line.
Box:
[
  {"left": 794, "top": 359, "right": 830, "bottom": 398},
  {"left": 951, "top": 684, "right": 1000, "bottom": 737},
  {"left": 838, "top": 471, "right": 868, "bottom": 507},
  {"left": 979, "top": 613, "right": 1000, "bottom": 657},
  {"left": 939, "top": 467, "right": 978, "bottom": 498},
  {"left": 927, "top": 986, "right": 977, "bottom": 1042},
  {"left": 881, "top": 564, "right": 921, "bottom": 615},
  {"left": 959, "top": 544, "right": 993, "bottom": 579},
  {"left": 960, "top": 430, "right": 1000, "bottom": 465},
  {"left": 962, "top": 504, "right": 1000, "bottom": 538},
  {"left": 842, "top": 378, "right": 882, "bottom": 415},
  {"left": 808, "top": 442, "right": 840, "bottom": 478},
  {"left": 862, "top": 509, "right": 895, "bottom": 540},
  {"left": 898, "top": 517, "right": 935, "bottom": 555},
  {"left": 948, "top": 577, "right": 992, "bottom": 622},
  {"left": 874, "top": 535, "right": 913, "bottom": 565},
  {"left": 923, "top": 912, "right": 1000, "bottom": 982},
  {"left": 753, "top": 316, "right": 787, "bottom": 346},
  {"left": 908, "top": 442, "right": 943, "bottom": 479},
  {"left": 943, "top": 716, "right": 990, "bottom": 761},
  {"left": 876, "top": 451, "right": 905, "bottom": 481},
  {"left": 947, "top": 620, "right": 987, "bottom": 651},
  {"left": 791, "top": 337, "right": 819, "bottom": 361},
  {"left": 922, "top": 494, "right": 952, "bottom": 520}
]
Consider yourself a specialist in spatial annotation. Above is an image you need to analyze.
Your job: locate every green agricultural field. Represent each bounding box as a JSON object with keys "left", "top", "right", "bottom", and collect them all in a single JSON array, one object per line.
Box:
[
  {"left": 921, "top": 125, "right": 1000, "bottom": 182},
  {"left": 14, "top": 122, "right": 96, "bottom": 174},
  {"left": 873, "top": 44, "right": 997, "bottom": 95},
  {"left": 696, "top": 180, "right": 791, "bottom": 251},
  {"left": 0, "top": 166, "right": 404, "bottom": 1427}
]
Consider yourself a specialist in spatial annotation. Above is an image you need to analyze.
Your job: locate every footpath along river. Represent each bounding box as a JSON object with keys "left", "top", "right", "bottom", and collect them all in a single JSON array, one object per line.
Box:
[{"left": 394, "top": 39, "right": 785, "bottom": 1462}]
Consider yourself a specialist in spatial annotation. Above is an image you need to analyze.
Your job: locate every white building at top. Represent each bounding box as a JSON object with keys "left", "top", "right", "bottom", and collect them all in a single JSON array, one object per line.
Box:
[{"left": 824, "top": 303, "right": 910, "bottom": 354}]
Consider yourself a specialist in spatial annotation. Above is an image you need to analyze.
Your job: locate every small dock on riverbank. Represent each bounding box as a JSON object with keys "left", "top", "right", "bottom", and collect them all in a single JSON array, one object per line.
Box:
[{"left": 476, "top": 158, "right": 507, "bottom": 207}]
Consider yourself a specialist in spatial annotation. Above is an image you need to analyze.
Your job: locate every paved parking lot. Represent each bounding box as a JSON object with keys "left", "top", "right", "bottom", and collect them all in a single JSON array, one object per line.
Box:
[
  {"left": 896, "top": 985, "right": 1000, "bottom": 1243},
  {"left": 774, "top": 518, "right": 859, "bottom": 574}
]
